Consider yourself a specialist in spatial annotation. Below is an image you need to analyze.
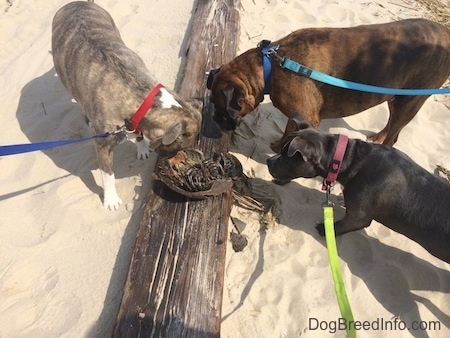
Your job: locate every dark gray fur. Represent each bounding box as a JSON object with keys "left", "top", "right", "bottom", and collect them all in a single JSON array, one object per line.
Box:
[
  {"left": 267, "top": 120, "right": 450, "bottom": 264},
  {"left": 51, "top": 1, "right": 201, "bottom": 209}
]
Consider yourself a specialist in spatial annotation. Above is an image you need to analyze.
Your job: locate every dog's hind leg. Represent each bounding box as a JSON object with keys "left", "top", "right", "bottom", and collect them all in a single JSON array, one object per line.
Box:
[{"left": 368, "top": 96, "right": 429, "bottom": 146}]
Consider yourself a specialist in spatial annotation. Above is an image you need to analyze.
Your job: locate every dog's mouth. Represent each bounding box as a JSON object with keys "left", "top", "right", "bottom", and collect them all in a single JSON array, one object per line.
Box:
[
  {"left": 266, "top": 154, "right": 281, "bottom": 177},
  {"left": 266, "top": 154, "right": 296, "bottom": 181},
  {"left": 212, "top": 109, "right": 240, "bottom": 130},
  {"left": 152, "top": 142, "right": 182, "bottom": 158},
  {"left": 155, "top": 148, "right": 178, "bottom": 159}
]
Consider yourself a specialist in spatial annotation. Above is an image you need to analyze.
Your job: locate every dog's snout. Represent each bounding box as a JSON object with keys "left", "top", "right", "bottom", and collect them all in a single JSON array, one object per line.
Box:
[
  {"left": 212, "top": 109, "right": 239, "bottom": 130},
  {"left": 266, "top": 154, "right": 279, "bottom": 173}
]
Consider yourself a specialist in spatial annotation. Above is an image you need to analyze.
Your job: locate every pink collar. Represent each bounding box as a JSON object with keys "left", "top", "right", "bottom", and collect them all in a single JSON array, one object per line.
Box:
[
  {"left": 126, "top": 83, "right": 164, "bottom": 135},
  {"left": 322, "top": 134, "right": 349, "bottom": 190}
]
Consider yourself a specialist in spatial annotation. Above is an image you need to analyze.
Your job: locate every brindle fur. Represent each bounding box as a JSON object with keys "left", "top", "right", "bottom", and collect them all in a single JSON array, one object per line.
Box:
[
  {"left": 208, "top": 19, "right": 450, "bottom": 150},
  {"left": 52, "top": 1, "right": 201, "bottom": 209}
]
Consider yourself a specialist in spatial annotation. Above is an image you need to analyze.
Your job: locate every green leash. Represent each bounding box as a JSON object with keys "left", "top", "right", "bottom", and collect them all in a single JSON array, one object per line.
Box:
[{"left": 323, "top": 202, "right": 356, "bottom": 338}]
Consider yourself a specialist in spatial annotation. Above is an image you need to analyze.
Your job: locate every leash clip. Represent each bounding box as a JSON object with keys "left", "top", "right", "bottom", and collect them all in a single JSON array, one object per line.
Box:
[
  {"left": 258, "top": 40, "right": 280, "bottom": 57},
  {"left": 322, "top": 182, "right": 335, "bottom": 208},
  {"left": 108, "top": 127, "right": 125, "bottom": 136},
  {"left": 123, "top": 119, "right": 142, "bottom": 137},
  {"left": 257, "top": 39, "right": 272, "bottom": 49}
]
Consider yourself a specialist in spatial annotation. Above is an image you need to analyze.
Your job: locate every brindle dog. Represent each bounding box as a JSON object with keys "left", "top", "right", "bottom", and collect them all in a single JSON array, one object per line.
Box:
[
  {"left": 52, "top": 1, "right": 201, "bottom": 210},
  {"left": 207, "top": 19, "right": 450, "bottom": 151}
]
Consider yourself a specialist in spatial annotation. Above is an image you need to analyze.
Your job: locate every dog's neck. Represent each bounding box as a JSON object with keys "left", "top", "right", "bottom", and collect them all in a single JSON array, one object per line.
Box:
[
  {"left": 125, "top": 84, "right": 165, "bottom": 134},
  {"left": 234, "top": 48, "right": 267, "bottom": 107},
  {"left": 321, "top": 134, "right": 348, "bottom": 189},
  {"left": 320, "top": 135, "right": 371, "bottom": 186}
]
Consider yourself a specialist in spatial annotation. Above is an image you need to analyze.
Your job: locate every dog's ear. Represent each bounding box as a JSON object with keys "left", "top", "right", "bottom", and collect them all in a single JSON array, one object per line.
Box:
[
  {"left": 185, "top": 98, "right": 203, "bottom": 111},
  {"left": 162, "top": 121, "right": 184, "bottom": 145},
  {"left": 287, "top": 135, "right": 323, "bottom": 165},
  {"left": 283, "top": 118, "right": 312, "bottom": 137},
  {"left": 206, "top": 68, "right": 221, "bottom": 89},
  {"left": 223, "top": 86, "right": 243, "bottom": 118},
  {"left": 287, "top": 117, "right": 313, "bottom": 131},
  {"left": 274, "top": 118, "right": 313, "bottom": 153}
]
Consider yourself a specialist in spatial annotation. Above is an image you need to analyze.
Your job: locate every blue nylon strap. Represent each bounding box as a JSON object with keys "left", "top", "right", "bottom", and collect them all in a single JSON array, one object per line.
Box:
[
  {"left": 281, "top": 58, "right": 450, "bottom": 96},
  {"left": 259, "top": 40, "right": 280, "bottom": 94},
  {"left": 262, "top": 52, "right": 272, "bottom": 94},
  {"left": 0, "top": 132, "right": 111, "bottom": 157}
]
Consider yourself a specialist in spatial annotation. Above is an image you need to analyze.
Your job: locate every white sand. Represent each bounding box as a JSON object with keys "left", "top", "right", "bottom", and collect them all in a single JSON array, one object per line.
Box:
[{"left": 0, "top": 0, "right": 449, "bottom": 337}]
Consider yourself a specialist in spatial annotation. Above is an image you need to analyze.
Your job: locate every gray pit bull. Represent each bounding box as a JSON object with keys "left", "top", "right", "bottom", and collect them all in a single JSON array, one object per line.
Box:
[
  {"left": 52, "top": 1, "right": 201, "bottom": 210},
  {"left": 267, "top": 119, "right": 450, "bottom": 264}
]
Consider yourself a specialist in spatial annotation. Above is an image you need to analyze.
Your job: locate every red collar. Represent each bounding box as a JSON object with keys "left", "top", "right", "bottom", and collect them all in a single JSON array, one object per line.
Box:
[
  {"left": 322, "top": 134, "right": 348, "bottom": 190},
  {"left": 126, "top": 83, "right": 164, "bottom": 135}
]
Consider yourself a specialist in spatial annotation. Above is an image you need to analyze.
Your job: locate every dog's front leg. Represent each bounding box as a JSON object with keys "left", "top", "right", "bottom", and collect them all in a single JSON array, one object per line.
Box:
[
  {"left": 94, "top": 137, "right": 123, "bottom": 210},
  {"left": 316, "top": 209, "right": 372, "bottom": 236},
  {"left": 136, "top": 136, "right": 151, "bottom": 159}
]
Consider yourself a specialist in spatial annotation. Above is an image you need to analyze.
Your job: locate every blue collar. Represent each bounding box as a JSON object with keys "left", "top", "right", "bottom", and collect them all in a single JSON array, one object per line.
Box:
[{"left": 258, "top": 40, "right": 279, "bottom": 94}]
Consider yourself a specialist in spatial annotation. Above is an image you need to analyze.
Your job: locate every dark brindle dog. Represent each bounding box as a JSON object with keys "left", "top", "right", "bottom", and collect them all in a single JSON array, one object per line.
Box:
[
  {"left": 267, "top": 119, "right": 450, "bottom": 264},
  {"left": 52, "top": 1, "right": 201, "bottom": 210},
  {"left": 207, "top": 19, "right": 450, "bottom": 150}
]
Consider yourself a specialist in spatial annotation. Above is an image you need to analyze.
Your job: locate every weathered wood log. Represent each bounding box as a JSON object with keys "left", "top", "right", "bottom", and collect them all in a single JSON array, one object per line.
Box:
[{"left": 114, "top": 1, "right": 240, "bottom": 337}]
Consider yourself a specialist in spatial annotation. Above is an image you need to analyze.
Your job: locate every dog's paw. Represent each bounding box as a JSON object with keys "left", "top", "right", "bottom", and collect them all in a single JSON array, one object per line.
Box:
[
  {"left": 101, "top": 171, "right": 123, "bottom": 210},
  {"left": 136, "top": 137, "right": 151, "bottom": 159},
  {"left": 315, "top": 223, "right": 325, "bottom": 237},
  {"left": 103, "top": 194, "right": 123, "bottom": 211},
  {"left": 137, "top": 148, "right": 150, "bottom": 160}
]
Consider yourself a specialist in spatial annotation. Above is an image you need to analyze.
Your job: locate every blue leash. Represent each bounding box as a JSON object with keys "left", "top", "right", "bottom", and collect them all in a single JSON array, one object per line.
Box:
[
  {"left": 260, "top": 41, "right": 450, "bottom": 96},
  {"left": 0, "top": 132, "right": 111, "bottom": 156}
]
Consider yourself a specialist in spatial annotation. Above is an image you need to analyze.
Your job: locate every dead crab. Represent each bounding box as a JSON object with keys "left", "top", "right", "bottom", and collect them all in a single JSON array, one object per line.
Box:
[{"left": 157, "top": 149, "right": 243, "bottom": 198}]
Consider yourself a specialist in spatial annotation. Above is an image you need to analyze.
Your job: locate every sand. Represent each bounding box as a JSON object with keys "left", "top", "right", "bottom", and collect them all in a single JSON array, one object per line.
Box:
[{"left": 0, "top": 0, "right": 449, "bottom": 337}]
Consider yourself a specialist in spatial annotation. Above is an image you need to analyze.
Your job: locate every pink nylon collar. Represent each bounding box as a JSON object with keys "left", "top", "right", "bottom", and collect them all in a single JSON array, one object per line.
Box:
[
  {"left": 126, "top": 83, "right": 164, "bottom": 135},
  {"left": 322, "top": 134, "right": 349, "bottom": 190}
]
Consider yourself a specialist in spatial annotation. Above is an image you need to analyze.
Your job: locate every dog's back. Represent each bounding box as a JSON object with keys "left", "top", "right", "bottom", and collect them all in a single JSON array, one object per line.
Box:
[
  {"left": 364, "top": 146, "right": 450, "bottom": 263},
  {"left": 52, "top": 1, "right": 153, "bottom": 121},
  {"left": 328, "top": 138, "right": 450, "bottom": 263}
]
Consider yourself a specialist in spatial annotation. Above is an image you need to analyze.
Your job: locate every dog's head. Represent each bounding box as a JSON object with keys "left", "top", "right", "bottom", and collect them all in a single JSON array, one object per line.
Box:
[
  {"left": 143, "top": 97, "right": 202, "bottom": 157},
  {"left": 207, "top": 64, "right": 260, "bottom": 130},
  {"left": 267, "top": 119, "right": 327, "bottom": 181}
]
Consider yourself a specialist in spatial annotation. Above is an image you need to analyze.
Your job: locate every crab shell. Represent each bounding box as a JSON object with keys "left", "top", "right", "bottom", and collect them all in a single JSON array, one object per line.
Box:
[{"left": 157, "top": 150, "right": 242, "bottom": 199}]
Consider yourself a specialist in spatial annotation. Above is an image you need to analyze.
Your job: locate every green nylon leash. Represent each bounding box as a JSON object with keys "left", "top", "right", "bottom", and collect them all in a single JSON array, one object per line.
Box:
[{"left": 323, "top": 205, "right": 356, "bottom": 338}]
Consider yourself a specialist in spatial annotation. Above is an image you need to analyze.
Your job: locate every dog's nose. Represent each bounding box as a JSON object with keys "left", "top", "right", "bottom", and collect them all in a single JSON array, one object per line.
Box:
[
  {"left": 212, "top": 110, "right": 238, "bottom": 130},
  {"left": 266, "top": 154, "right": 279, "bottom": 173},
  {"left": 266, "top": 154, "right": 279, "bottom": 166},
  {"left": 266, "top": 155, "right": 290, "bottom": 185}
]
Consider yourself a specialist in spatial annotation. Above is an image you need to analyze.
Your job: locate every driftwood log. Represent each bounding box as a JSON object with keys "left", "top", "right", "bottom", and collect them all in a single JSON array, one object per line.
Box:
[{"left": 114, "top": 0, "right": 240, "bottom": 337}]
